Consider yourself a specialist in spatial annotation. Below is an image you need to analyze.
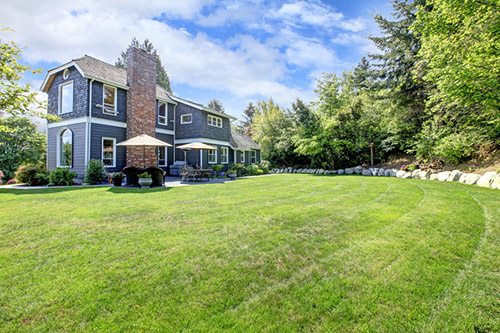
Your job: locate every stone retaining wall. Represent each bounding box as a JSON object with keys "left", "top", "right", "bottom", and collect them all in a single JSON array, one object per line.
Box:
[{"left": 271, "top": 167, "right": 499, "bottom": 190}]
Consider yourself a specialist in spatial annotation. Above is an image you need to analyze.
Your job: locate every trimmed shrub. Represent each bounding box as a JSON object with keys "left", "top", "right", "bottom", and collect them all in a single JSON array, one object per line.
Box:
[
  {"left": 15, "top": 164, "right": 49, "bottom": 186},
  {"left": 245, "top": 164, "right": 263, "bottom": 176},
  {"left": 84, "top": 159, "right": 107, "bottom": 185},
  {"left": 49, "top": 168, "right": 76, "bottom": 186},
  {"left": 228, "top": 163, "right": 246, "bottom": 177}
]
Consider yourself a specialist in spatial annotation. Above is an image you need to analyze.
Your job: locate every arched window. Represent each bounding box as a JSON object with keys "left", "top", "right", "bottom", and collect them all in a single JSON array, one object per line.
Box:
[{"left": 58, "top": 129, "right": 73, "bottom": 167}]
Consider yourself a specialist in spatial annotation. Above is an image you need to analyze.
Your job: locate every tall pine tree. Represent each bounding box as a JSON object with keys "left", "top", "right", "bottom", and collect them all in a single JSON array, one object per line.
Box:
[
  {"left": 369, "top": 0, "right": 427, "bottom": 151},
  {"left": 116, "top": 38, "right": 172, "bottom": 93}
]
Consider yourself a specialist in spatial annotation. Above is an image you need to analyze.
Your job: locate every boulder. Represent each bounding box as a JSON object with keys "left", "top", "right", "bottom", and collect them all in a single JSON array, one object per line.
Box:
[
  {"left": 476, "top": 172, "right": 497, "bottom": 188},
  {"left": 332, "top": 170, "right": 338, "bottom": 174},
  {"left": 377, "top": 168, "right": 386, "bottom": 176},
  {"left": 430, "top": 173, "right": 439, "bottom": 181},
  {"left": 411, "top": 169, "right": 420, "bottom": 178},
  {"left": 354, "top": 166, "right": 363, "bottom": 174},
  {"left": 437, "top": 171, "right": 451, "bottom": 181},
  {"left": 396, "top": 170, "right": 406, "bottom": 178},
  {"left": 337, "top": 169, "right": 345, "bottom": 175},
  {"left": 318, "top": 169, "right": 325, "bottom": 174},
  {"left": 362, "top": 169, "right": 372, "bottom": 176},
  {"left": 490, "top": 175, "right": 500, "bottom": 190},
  {"left": 384, "top": 169, "right": 392, "bottom": 177},
  {"left": 447, "top": 170, "right": 462, "bottom": 182},
  {"left": 458, "top": 173, "right": 468, "bottom": 184},
  {"left": 390, "top": 169, "right": 398, "bottom": 177},
  {"left": 464, "top": 174, "right": 480, "bottom": 185},
  {"left": 419, "top": 170, "right": 431, "bottom": 180},
  {"left": 369, "top": 168, "right": 379, "bottom": 176},
  {"left": 402, "top": 172, "right": 412, "bottom": 179},
  {"left": 345, "top": 168, "right": 354, "bottom": 175}
]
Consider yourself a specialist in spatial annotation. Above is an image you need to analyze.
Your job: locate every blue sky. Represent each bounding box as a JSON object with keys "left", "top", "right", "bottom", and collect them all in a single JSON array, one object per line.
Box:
[{"left": 2, "top": 0, "right": 392, "bottom": 120}]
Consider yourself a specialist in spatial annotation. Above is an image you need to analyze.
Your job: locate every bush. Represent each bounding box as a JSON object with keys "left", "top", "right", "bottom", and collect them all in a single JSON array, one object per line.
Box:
[
  {"left": 228, "top": 163, "right": 246, "bottom": 177},
  {"left": 6, "top": 179, "right": 16, "bottom": 185},
  {"left": 259, "top": 160, "right": 271, "bottom": 174},
  {"left": 212, "top": 164, "right": 224, "bottom": 172},
  {"left": 111, "top": 172, "right": 125, "bottom": 186},
  {"left": 84, "top": 159, "right": 107, "bottom": 185},
  {"left": 15, "top": 164, "right": 49, "bottom": 186},
  {"left": 49, "top": 168, "right": 76, "bottom": 186},
  {"left": 245, "top": 164, "right": 262, "bottom": 176},
  {"left": 138, "top": 172, "right": 151, "bottom": 178},
  {"left": 0, "top": 170, "right": 4, "bottom": 185}
]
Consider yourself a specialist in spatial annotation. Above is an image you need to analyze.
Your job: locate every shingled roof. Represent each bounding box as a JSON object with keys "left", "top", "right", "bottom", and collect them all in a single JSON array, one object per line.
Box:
[
  {"left": 230, "top": 129, "right": 260, "bottom": 150},
  {"left": 40, "top": 55, "right": 235, "bottom": 119}
]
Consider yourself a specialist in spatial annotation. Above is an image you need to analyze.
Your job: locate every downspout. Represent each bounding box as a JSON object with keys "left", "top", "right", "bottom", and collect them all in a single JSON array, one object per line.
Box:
[
  {"left": 87, "top": 79, "right": 94, "bottom": 168},
  {"left": 173, "top": 102, "right": 177, "bottom": 162}
]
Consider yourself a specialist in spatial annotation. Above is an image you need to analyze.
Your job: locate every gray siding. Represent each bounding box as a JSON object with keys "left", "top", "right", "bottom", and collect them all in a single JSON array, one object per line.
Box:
[
  {"left": 90, "top": 81, "right": 127, "bottom": 122},
  {"left": 90, "top": 124, "right": 127, "bottom": 173},
  {"left": 174, "top": 101, "right": 231, "bottom": 142},
  {"left": 47, "top": 122, "right": 87, "bottom": 178},
  {"left": 47, "top": 66, "right": 88, "bottom": 121}
]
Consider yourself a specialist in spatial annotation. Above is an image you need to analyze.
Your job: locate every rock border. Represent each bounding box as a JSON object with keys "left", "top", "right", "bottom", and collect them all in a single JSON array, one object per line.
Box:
[{"left": 271, "top": 167, "right": 499, "bottom": 190}]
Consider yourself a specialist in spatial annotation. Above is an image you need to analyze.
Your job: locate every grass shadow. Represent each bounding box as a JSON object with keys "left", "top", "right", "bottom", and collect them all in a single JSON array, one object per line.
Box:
[{"left": 107, "top": 186, "right": 173, "bottom": 194}]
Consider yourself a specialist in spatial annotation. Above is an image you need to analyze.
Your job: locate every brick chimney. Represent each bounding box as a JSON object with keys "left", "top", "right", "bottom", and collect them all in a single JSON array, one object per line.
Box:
[{"left": 125, "top": 47, "right": 157, "bottom": 167}]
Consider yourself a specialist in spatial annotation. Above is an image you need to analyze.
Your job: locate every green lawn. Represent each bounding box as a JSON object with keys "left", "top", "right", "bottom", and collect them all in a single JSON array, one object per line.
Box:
[{"left": 0, "top": 175, "right": 498, "bottom": 332}]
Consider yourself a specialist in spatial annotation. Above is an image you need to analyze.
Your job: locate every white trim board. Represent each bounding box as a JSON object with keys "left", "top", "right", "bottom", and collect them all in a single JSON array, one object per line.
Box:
[
  {"left": 175, "top": 137, "right": 232, "bottom": 147},
  {"left": 155, "top": 128, "right": 175, "bottom": 135},
  {"left": 48, "top": 117, "right": 127, "bottom": 129}
]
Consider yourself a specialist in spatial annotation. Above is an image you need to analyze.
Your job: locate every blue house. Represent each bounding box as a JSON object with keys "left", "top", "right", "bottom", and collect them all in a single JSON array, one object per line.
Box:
[{"left": 40, "top": 47, "right": 261, "bottom": 179}]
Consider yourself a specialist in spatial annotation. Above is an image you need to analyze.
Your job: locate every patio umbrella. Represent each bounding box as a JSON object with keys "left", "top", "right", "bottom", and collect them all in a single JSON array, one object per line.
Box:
[
  {"left": 117, "top": 134, "right": 172, "bottom": 168},
  {"left": 176, "top": 142, "right": 217, "bottom": 169}
]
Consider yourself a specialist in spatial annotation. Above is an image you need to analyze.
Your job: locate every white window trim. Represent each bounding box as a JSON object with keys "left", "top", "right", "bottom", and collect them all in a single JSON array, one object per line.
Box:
[
  {"left": 241, "top": 151, "right": 245, "bottom": 163},
  {"left": 101, "top": 137, "right": 116, "bottom": 168},
  {"left": 221, "top": 147, "right": 229, "bottom": 164},
  {"left": 56, "top": 127, "right": 72, "bottom": 168},
  {"left": 58, "top": 81, "right": 74, "bottom": 115},
  {"left": 158, "top": 102, "right": 167, "bottom": 125},
  {"left": 158, "top": 146, "right": 168, "bottom": 167},
  {"left": 208, "top": 149, "right": 218, "bottom": 164},
  {"left": 102, "top": 84, "right": 118, "bottom": 116},
  {"left": 181, "top": 114, "right": 192, "bottom": 124},
  {"left": 251, "top": 150, "right": 257, "bottom": 163},
  {"left": 207, "top": 114, "right": 223, "bottom": 128}
]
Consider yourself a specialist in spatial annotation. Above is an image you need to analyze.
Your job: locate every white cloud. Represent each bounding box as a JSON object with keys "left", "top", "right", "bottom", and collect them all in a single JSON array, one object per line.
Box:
[
  {"left": 272, "top": 1, "right": 365, "bottom": 32},
  {"left": 0, "top": 0, "right": 370, "bottom": 116}
]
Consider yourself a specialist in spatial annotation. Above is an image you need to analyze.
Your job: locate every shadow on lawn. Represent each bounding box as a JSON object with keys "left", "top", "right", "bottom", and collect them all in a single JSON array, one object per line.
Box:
[{"left": 107, "top": 186, "right": 173, "bottom": 194}]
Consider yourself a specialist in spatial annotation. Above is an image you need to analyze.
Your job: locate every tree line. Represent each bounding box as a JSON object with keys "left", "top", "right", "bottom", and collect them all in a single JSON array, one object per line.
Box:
[{"left": 240, "top": 0, "right": 499, "bottom": 169}]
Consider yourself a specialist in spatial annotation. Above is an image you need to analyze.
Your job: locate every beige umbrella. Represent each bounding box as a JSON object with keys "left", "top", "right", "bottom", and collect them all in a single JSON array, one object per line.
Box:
[
  {"left": 177, "top": 142, "right": 217, "bottom": 169},
  {"left": 117, "top": 134, "right": 172, "bottom": 167}
]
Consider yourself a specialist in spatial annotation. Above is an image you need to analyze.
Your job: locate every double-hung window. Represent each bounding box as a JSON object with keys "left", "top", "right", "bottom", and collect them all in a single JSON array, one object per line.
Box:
[
  {"left": 58, "top": 82, "right": 73, "bottom": 114},
  {"left": 251, "top": 150, "right": 257, "bottom": 163},
  {"left": 208, "top": 149, "right": 217, "bottom": 164},
  {"left": 221, "top": 147, "right": 229, "bottom": 164},
  {"left": 102, "top": 137, "right": 116, "bottom": 167},
  {"left": 207, "top": 115, "right": 222, "bottom": 128},
  {"left": 103, "top": 85, "right": 117, "bottom": 115},
  {"left": 158, "top": 147, "right": 167, "bottom": 166},
  {"left": 241, "top": 151, "right": 245, "bottom": 163},
  {"left": 158, "top": 102, "right": 167, "bottom": 125}
]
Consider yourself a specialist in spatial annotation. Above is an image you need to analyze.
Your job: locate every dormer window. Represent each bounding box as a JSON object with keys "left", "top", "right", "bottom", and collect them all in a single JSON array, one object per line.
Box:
[
  {"left": 103, "top": 84, "right": 117, "bottom": 115},
  {"left": 158, "top": 102, "right": 167, "bottom": 125},
  {"left": 63, "top": 69, "right": 70, "bottom": 80},
  {"left": 208, "top": 115, "right": 222, "bottom": 128}
]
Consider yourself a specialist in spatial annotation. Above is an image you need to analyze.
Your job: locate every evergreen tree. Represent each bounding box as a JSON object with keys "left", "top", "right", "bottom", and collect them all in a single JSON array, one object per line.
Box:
[
  {"left": 240, "top": 102, "right": 256, "bottom": 136},
  {"left": 116, "top": 38, "right": 172, "bottom": 93},
  {"left": 369, "top": 0, "right": 428, "bottom": 151},
  {"left": 207, "top": 99, "right": 225, "bottom": 113}
]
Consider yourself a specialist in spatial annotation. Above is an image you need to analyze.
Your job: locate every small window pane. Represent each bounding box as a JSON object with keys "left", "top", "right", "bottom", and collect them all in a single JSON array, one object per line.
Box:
[
  {"left": 221, "top": 147, "right": 228, "bottom": 164},
  {"left": 181, "top": 114, "right": 192, "bottom": 124},
  {"left": 102, "top": 139, "right": 115, "bottom": 166},
  {"left": 60, "top": 83, "right": 73, "bottom": 114}
]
